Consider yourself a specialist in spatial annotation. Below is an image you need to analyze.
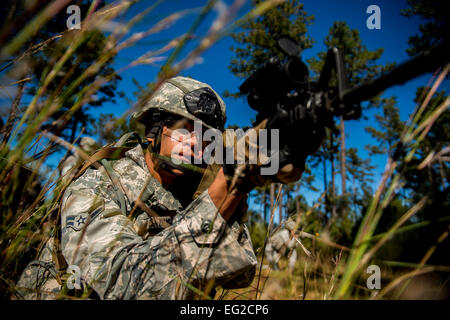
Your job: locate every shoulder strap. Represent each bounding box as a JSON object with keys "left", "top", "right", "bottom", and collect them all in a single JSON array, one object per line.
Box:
[
  {"left": 74, "top": 147, "right": 132, "bottom": 179},
  {"left": 51, "top": 133, "right": 143, "bottom": 287},
  {"left": 100, "top": 158, "right": 127, "bottom": 215},
  {"left": 74, "top": 132, "right": 142, "bottom": 179}
]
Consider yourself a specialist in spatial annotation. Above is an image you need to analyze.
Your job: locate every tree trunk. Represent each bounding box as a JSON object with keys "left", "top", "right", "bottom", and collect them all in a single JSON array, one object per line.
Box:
[
  {"left": 324, "top": 153, "right": 337, "bottom": 232},
  {"left": 285, "top": 184, "right": 292, "bottom": 212},
  {"left": 340, "top": 116, "right": 346, "bottom": 195},
  {"left": 331, "top": 151, "right": 337, "bottom": 222},
  {"left": 323, "top": 154, "right": 328, "bottom": 214},
  {"left": 60, "top": 112, "right": 79, "bottom": 166},
  {"left": 339, "top": 116, "right": 348, "bottom": 220},
  {"left": 270, "top": 183, "right": 275, "bottom": 222},
  {"left": 263, "top": 188, "right": 268, "bottom": 227},
  {"left": 296, "top": 197, "right": 302, "bottom": 223}
]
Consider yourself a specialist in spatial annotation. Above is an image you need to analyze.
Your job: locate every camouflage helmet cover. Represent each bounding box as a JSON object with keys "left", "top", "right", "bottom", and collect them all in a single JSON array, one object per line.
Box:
[{"left": 132, "top": 76, "right": 226, "bottom": 130}]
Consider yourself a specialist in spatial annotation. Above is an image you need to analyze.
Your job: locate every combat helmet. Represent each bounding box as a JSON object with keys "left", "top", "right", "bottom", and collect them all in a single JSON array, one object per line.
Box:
[{"left": 132, "top": 76, "right": 227, "bottom": 140}]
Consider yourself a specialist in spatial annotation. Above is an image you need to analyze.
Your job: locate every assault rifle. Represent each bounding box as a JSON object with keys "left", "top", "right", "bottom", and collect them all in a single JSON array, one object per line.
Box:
[{"left": 239, "top": 36, "right": 449, "bottom": 169}]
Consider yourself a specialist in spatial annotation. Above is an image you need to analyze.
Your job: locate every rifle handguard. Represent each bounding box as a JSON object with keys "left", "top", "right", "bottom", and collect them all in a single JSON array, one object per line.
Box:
[{"left": 223, "top": 119, "right": 305, "bottom": 192}]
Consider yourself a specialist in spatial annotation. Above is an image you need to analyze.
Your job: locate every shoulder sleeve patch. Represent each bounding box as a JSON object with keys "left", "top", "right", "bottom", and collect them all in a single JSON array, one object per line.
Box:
[
  {"left": 66, "top": 213, "right": 89, "bottom": 231},
  {"left": 65, "top": 199, "right": 105, "bottom": 232}
]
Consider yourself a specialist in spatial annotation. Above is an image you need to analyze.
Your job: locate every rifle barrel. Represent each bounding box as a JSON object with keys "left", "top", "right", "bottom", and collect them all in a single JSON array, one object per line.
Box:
[{"left": 340, "top": 42, "right": 449, "bottom": 105}]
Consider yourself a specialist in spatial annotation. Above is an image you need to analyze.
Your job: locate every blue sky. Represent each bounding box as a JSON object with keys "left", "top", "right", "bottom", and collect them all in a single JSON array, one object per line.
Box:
[
  {"left": 86, "top": 0, "right": 447, "bottom": 210},
  {"left": 99, "top": 0, "right": 431, "bottom": 124},
  {"left": 3, "top": 0, "right": 445, "bottom": 216}
]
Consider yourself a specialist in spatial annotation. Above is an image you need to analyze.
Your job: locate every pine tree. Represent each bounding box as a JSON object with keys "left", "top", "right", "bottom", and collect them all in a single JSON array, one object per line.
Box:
[
  {"left": 400, "top": 88, "right": 448, "bottom": 205},
  {"left": 307, "top": 21, "right": 393, "bottom": 225},
  {"left": 89, "top": 113, "right": 130, "bottom": 146},
  {"left": 398, "top": 1, "right": 449, "bottom": 264},
  {"left": 366, "top": 86, "right": 449, "bottom": 264},
  {"left": 226, "top": 0, "right": 314, "bottom": 97},
  {"left": 253, "top": 185, "right": 270, "bottom": 226},
  {"left": 365, "top": 97, "right": 404, "bottom": 156},
  {"left": 401, "top": 0, "right": 448, "bottom": 56},
  {"left": 0, "top": 1, "right": 122, "bottom": 142},
  {"left": 308, "top": 124, "right": 339, "bottom": 226},
  {"left": 227, "top": 0, "right": 315, "bottom": 227},
  {"left": 346, "top": 147, "right": 375, "bottom": 213}
]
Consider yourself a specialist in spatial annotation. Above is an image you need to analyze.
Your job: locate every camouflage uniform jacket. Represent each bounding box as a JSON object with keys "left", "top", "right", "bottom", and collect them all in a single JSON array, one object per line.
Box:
[
  {"left": 270, "top": 229, "right": 296, "bottom": 252},
  {"left": 16, "top": 142, "right": 257, "bottom": 299}
]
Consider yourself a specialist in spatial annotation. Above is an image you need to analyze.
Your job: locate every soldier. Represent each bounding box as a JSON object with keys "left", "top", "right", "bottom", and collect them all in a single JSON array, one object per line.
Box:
[
  {"left": 265, "top": 220, "right": 298, "bottom": 271},
  {"left": 15, "top": 75, "right": 310, "bottom": 299},
  {"left": 15, "top": 76, "right": 279, "bottom": 300}
]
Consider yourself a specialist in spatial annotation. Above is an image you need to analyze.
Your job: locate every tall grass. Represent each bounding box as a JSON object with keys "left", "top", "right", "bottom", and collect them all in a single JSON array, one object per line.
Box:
[
  {"left": 224, "top": 65, "right": 449, "bottom": 301},
  {"left": 0, "top": 0, "right": 286, "bottom": 299},
  {"left": 1, "top": 0, "right": 448, "bottom": 300}
]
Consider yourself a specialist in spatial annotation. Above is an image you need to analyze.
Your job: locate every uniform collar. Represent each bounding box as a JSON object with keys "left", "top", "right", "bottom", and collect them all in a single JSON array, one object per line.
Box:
[{"left": 124, "top": 144, "right": 182, "bottom": 212}]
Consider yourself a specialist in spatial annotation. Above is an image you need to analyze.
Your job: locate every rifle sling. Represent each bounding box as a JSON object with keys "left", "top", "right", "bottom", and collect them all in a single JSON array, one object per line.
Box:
[
  {"left": 75, "top": 146, "right": 133, "bottom": 180},
  {"left": 52, "top": 145, "right": 134, "bottom": 287}
]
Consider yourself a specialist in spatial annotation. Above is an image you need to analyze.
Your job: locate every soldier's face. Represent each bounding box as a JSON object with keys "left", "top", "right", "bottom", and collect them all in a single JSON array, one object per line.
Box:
[{"left": 158, "top": 118, "right": 205, "bottom": 176}]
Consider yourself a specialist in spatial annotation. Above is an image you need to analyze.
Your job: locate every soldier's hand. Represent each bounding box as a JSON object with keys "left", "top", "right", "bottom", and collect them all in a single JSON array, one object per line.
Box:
[{"left": 222, "top": 119, "right": 309, "bottom": 192}]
